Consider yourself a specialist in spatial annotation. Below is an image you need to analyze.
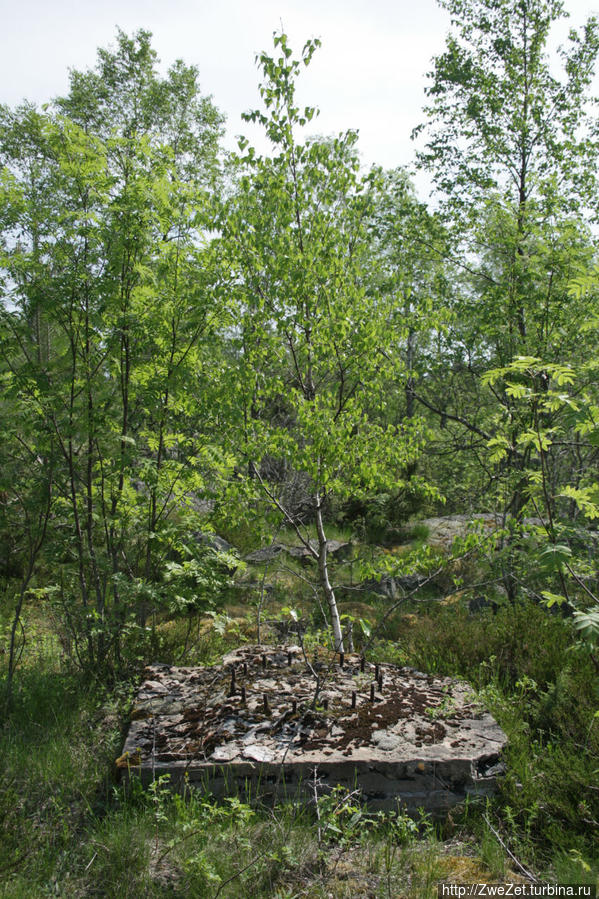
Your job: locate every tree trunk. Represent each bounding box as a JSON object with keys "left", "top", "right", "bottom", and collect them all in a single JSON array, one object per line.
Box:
[{"left": 315, "top": 498, "right": 344, "bottom": 653}]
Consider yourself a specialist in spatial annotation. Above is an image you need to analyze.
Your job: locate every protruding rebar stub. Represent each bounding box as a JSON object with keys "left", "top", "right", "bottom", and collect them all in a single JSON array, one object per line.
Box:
[
  {"left": 375, "top": 663, "right": 380, "bottom": 680},
  {"left": 377, "top": 673, "right": 383, "bottom": 693},
  {"left": 370, "top": 683, "right": 375, "bottom": 703},
  {"left": 242, "top": 661, "right": 248, "bottom": 676},
  {"left": 263, "top": 693, "right": 269, "bottom": 714},
  {"left": 228, "top": 667, "right": 236, "bottom": 696},
  {"left": 351, "top": 690, "right": 357, "bottom": 709},
  {"left": 262, "top": 653, "right": 267, "bottom": 670},
  {"left": 360, "top": 656, "right": 365, "bottom": 673},
  {"left": 241, "top": 685, "right": 246, "bottom": 703}
]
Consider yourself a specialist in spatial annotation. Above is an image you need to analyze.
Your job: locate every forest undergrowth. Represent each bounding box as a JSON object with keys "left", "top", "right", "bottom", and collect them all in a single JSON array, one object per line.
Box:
[
  {"left": 1, "top": 565, "right": 597, "bottom": 898},
  {"left": 3, "top": 2, "right": 599, "bottom": 894}
]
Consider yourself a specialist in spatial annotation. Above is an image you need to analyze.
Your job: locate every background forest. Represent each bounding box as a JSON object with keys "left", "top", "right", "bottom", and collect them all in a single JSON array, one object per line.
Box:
[{"left": 1, "top": 0, "right": 599, "bottom": 895}]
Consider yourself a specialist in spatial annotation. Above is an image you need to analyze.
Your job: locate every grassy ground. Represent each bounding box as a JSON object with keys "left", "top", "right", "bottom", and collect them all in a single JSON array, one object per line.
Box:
[
  {"left": 0, "top": 658, "right": 524, "bottom": 899},
  {"left": 1, "top": 535, "right": 598, "bottom": 897}
]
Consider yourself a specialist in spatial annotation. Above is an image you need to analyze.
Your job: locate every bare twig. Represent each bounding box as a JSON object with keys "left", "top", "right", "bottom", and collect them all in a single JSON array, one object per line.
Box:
[
  {"left": 483, "top": 814, "right": 538, "bottom": 883},
  {"left": 251, "top": 467, "right": 317, "bottom": 559}
]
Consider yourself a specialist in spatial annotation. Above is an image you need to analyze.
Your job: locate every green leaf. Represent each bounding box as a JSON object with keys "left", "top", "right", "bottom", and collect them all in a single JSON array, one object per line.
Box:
[{"left": 540, "top": 590, "right": 568, "bottom": 608}]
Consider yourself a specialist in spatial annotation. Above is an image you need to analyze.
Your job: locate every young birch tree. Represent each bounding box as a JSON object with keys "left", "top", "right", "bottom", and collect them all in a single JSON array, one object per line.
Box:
[{"left": 219, "top": 35, "right": 428, "bottom": 651}]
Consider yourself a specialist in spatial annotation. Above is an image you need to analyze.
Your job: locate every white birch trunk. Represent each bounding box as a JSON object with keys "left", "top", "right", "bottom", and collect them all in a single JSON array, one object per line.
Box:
[{"left": 315, "top": 500, "right": 344, "bottom": 653}]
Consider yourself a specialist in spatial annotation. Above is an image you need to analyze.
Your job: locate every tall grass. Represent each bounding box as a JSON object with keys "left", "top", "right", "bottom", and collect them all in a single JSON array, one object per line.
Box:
[{"left": 1, "top": 591, "right": 597, "bottom": 895}]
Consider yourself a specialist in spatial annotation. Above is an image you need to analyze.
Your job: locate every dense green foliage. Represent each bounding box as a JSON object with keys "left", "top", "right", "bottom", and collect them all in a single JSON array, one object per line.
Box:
[
  {"left": 1, "top": 1, "right": 599, "bottom": 892},
  {"left": 0, "top": 31, "right": 229, "bottom": 680}
]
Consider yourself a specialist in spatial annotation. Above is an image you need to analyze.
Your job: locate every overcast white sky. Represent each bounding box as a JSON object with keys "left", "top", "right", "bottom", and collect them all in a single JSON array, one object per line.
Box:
[{"left": 1, "top": 0, "right": 598, "bottom": 196}]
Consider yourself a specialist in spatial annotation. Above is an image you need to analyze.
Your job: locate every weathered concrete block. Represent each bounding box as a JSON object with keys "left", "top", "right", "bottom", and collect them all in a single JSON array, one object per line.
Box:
[{"left": 119, "top": 645, "right": 507, "bottom": 814}]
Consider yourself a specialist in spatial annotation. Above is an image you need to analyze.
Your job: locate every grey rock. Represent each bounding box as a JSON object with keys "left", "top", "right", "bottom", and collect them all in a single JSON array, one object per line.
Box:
[
  {"left": 372, "top": 731, "right": 402, "bottom": 752},
  {"left": 416, "top": 514, "right": 549, "bottom": 549},
  {"left": 285, "top": 539, "right": 352, "bottom": 561},
  {"left": 211, "top": 744, "right": 239, "bottom": 762},
  {"left": 244, "top": 545, "right": 284, "bottom": 563},
  {"left": 243, "top": 744, "right": 275, "bottom": 763},
  {"left": 284, "top": 544, "right": 312, "bottom": 559},
  {"left": 195, "top": 532, "right": 234, "bottom": 553},
  {"left": 245, "top": 539, "right": 352, "bottom": 564}
]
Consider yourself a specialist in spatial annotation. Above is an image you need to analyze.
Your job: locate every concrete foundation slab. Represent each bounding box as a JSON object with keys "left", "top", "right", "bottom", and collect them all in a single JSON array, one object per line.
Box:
[{"left": 118, "top": 645, "right": 507, "bottom": 813}]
